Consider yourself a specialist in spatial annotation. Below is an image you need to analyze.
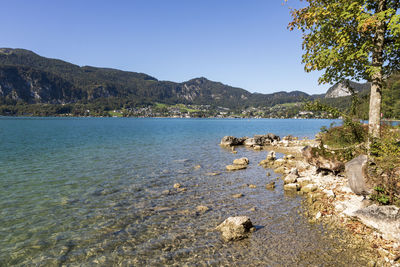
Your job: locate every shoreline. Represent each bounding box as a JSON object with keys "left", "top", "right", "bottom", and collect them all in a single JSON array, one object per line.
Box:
[
  {"left": 223, "top": 136, "right": 400, "bottom": 266},
  {"left": 0, "top": 115, "right": 340, "bottom": 120}
]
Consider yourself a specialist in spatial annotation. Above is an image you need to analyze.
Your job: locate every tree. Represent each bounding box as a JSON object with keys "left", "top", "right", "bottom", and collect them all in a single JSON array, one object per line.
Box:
[{"left": 288, "top": 0, "right": 400, "bottom": 138}]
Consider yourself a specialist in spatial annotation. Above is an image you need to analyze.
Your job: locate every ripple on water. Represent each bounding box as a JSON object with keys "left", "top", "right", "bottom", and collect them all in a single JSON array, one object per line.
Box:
[{"left": 0, "top": 118, "right": 374, "bottom": 266}]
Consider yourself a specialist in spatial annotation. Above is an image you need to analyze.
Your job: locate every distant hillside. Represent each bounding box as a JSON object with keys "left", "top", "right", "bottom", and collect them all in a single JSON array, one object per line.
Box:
[
  {"left": 325, "top": 80, "right": 371, "bottom": 98},
  {"left": 0, "top": 48, "right": 317, "bottom": 108}
]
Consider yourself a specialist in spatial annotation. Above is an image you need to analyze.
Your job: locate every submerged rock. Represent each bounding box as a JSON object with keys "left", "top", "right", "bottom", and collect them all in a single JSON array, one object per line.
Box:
[
  {"left": 216, "top": 216, "right": 254, "bottom": 241},
  {"left": 227, "top": 157, "right": 249, "bottom": 171},
  {"left": 248, "top": 184, "right": 257, "bottom": 189},
  {"left": 265, "top": 181, "right": 275, "bottom": 190},
  {"left": 226, "top": 164, "right": 247, "bottom": 171},
  {"left": 206, "top": 172, "right": 221, "bottom": 176},
  {"left": 196, "top": 205, "right": 210, "bottom": 213},
  {"left": 345, "top": 154, "right": 371, "bottom": 195},
  {"left": 173, "top": 183, "right": 182, "bottom": 189},
  {"left": 233, "top": 157, "right": 249, "bottom": 166}
]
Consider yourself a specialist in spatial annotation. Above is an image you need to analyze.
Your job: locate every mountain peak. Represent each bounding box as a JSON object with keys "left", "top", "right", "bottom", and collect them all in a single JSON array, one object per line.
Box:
[
  {"left": 0, "top": 48, "right": 38, "bottom": 56},
  {"left": 325, "top": 80, "right": 371, "bottom": 98}
]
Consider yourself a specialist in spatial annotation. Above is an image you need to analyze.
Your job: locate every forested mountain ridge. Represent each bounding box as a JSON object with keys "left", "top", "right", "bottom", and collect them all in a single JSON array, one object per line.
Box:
[
  {"left": 0, "top": 48, "right": 317, "bottom": 109},
  {"left": 2, "top": 48, "right": 397, "bottom": 119}
]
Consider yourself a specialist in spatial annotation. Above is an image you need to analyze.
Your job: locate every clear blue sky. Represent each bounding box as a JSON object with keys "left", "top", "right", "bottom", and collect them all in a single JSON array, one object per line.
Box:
[{"left": 0, "top": 0, "right": 330, "bottom": 94}]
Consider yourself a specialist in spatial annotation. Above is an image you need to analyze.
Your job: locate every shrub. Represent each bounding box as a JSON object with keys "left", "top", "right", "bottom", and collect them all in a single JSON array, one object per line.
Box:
[{"left": 369, "top": 127, "right": 400, "bottom": 205}]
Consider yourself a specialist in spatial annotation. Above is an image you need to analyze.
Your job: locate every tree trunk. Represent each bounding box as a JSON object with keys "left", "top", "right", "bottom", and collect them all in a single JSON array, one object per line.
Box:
[
  {"left": 368, "top": 0, "right": 386, "bottom": 139},
  {"left": 368, "top": 72, "right": 382, "bottom": 139}
]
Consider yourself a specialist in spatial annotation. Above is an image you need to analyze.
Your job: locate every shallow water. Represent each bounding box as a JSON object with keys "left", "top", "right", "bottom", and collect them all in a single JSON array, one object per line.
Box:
[{"left": 0, "top": 118, "right": 372, "bottom": 266}]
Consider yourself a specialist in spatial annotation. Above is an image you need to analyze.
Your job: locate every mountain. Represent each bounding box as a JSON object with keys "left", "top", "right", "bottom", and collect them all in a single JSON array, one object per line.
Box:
[
  {"left": 325, "top": 80, "right": 371, "bottom": 98},
  {"left": 0, "top": 48, "right": 317, "bottom": 109}
]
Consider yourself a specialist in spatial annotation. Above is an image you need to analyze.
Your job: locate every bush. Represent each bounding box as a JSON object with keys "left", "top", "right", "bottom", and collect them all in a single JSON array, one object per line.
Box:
[
  {"left": 321, "top": 122, "right": 367, "bottom": 148},
  {"left": 369, "top": 127, "right": 400, "bottom": 205}
]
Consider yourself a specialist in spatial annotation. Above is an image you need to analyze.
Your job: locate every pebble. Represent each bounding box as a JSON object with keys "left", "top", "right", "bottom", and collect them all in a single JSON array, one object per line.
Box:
[
  {"left": 196, "top": 205, "right": 210, "bottom": 213},
  {"left": 265, "top": 182, "right": 275, "bottom": 190}
]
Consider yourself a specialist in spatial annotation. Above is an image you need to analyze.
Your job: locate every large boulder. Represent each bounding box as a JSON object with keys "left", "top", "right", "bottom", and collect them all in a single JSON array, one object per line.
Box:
[
  {"left": 216, "top": 216, "right": 254, "bottom": 241},
  {"left": 345, "top": 154, "right": 372, "bottom": 195},
  {"left": 302, "top": 146, "right": 345, "bottom": 173},
  {"left": 354, "top": 204, "right": 400, "bottom": 240},
  {"left": 237, "top": 137, "right": 248, "bottom": 145},
  {"left": 267, "top": 133, "right": 280, "bottom": 142},
  {"left": 252, "top": 134, "right": 280, "bottom": 146},
  {"left": 254, "top": 135, "right": 271, "bottom": 146},
  {"left": 244, "top": 138, "right": 256, "bottom": 147},
  {"left": 220, "top": 136, "right": 240, "bottom": 146},
  {"left": 355, "top": 204, "right": 400, "bottom": 221},
  {"left": 220, "top": 136, "right": 247, "bottom": 146}
]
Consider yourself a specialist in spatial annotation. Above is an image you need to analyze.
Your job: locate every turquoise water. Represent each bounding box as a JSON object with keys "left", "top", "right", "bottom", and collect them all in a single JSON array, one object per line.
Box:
[{"left": 0, "top": 118, "right": 371, "bottom": 266}]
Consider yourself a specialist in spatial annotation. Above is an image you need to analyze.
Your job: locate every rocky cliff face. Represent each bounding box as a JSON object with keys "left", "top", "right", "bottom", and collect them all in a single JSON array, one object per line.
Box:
[
  {"left": 0, "top": 65, "right": 84, "bottom": 103},
  {"left": 325, "top": 80, "right": 371, "bottom": 98}
]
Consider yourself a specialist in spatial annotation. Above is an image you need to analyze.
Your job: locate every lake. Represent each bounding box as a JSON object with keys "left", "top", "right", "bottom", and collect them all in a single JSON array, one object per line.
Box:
[{"left": 0, "top": 117, "right": 373, "bottom": 266}]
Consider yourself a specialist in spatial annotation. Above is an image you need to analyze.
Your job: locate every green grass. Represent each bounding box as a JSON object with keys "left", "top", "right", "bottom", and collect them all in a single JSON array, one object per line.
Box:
[
  {"left": 272, "top": 102, "right": 302, "bottom": 108},
  {"left": 108, "top": 111, "right": 123, "bottom": 117}
]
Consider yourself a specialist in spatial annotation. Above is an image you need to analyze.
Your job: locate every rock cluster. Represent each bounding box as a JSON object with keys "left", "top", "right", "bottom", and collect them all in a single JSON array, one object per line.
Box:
[
  {"left": 220, "top": 133, "right": 281, "bottom": 149},
  {"left": 259, "top": 150, "right": 319, "bottom": 194},
  {"left": 216, "top": 216, "right": 255, "bottom": 241},
  {"left": 259, "top": 151, "right": 297, "bottom": 171}
]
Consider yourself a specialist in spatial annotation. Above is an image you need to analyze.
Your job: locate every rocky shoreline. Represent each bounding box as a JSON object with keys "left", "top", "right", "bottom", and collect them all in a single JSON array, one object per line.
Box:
[{"left": 220, "top": 133, "right": 400, "bottom": 266}]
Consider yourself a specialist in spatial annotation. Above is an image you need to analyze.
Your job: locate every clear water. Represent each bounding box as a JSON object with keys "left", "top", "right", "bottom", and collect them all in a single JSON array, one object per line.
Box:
[{"left": 0, "top": 118, "right": 371, "bottom": 266}]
